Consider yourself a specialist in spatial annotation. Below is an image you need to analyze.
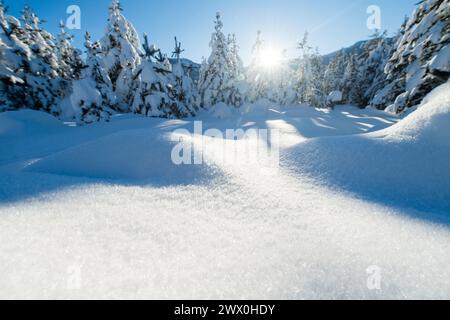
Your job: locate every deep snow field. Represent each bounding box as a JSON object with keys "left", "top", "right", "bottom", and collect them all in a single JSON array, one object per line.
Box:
[{"left": 1, "top": 84, "right": 450, "bottom": 300}]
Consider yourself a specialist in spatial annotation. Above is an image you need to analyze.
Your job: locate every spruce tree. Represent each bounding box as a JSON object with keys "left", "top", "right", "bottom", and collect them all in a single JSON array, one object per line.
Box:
[
  {"left": 56, "top": 21, "right": 84, "bottom": 80},
  {"left": 247, "top": 30, "right": 268, "bottom": 103},
  {"left": 169, "top": 37, "right": 198, "bottom": 116},
  {"left": 273, "top": 50, "right": 297, "bottom": 106},
  {"left": 225, "top": 33, "right": 245, "bottom": 107},
  {"left": 0, "top": 4, "right": 65, "bottom": 115},
  {"left": 371, "top": 0, "right": 449, "bottom": 112},
  {"left": 100, "top": 0, "right": 141, "bottom": 111},
  {"left": 0, "top": 3, "right": 27, "bottom": 111},
  {"left": 132, "top": 34, "right": 188, "bottom": 118},
  {"left": 294, "top": 32, "right": 326, "bottom": 107},
  {"left": 324, "top": 50, "right": 346, "bottom": 95},
  {"left": 197, "top": 12, "right": 233, "bottom": 108},
  {"left": 342, "top": 52, "right": 363, "bottom": 105}
]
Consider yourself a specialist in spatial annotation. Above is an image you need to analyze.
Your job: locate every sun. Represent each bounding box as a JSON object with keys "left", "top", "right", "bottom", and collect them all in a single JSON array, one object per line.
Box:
[{"left": 259, "top": 47, "right": 282, "bottom": 70}]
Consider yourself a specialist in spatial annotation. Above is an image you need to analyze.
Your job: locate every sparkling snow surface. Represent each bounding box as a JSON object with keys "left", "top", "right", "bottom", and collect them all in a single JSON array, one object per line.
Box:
[{"left": 1, "top": 88, "right": 450, "bottom": 299}]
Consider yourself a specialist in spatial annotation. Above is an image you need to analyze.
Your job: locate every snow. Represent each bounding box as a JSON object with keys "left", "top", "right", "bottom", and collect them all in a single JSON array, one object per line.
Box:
[
  {"left": 289, "top": 83, "right": 450, "bottom": 213},
  {"left": 0, "top": 109, "right": 63, "bottom": 137},
  {"left": 429, "top": 45, "right": 450, "bottom": 73},
  {"left": 26, "top": 128, "right": 220, "bottom": 184},
  {"left": 1, "top": 87, "right": 450, "bottom": 299},
  {"left": 327, "top": 91, "right": 343, "bottom": 103},
  {"left": 209, "top": 102, "right": 235, "bottom": 119},
  {"left": 59, "top": 79, "right": 102, "bottom": 120},
  {"left": 0, "top": 0, "right": 449, "bottom": 299}
]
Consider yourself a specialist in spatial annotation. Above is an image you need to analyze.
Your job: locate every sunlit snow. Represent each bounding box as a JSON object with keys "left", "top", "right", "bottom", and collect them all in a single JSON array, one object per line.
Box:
[{"left": 0, "top": 85, "right": 450, "bottom": 299}]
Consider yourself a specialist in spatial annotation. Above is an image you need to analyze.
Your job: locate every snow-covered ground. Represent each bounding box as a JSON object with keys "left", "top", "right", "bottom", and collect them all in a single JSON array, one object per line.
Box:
[{"left": 1, "top": 85, "right": 450, "bottom": 299}]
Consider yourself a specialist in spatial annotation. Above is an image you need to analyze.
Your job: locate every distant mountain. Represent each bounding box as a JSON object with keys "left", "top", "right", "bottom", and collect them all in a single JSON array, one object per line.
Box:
[{"left": 321, "top": 40, "right": 369, "bottom": 64}]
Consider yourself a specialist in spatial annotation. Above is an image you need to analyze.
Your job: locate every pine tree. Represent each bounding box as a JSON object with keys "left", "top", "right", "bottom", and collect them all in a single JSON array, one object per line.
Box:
[
  {"left": 0, "top": 3, "right": 27, "bottom": 111},
  {"left": 294, "top": 32, "right": 326, "bottom": 107},
  {"left": 323, "top": 50, "right": 346, "bottom": 95},
  {"left": 273, "top": 50, "right": 297, "bottom": 106},
  {"left": 100, "top": 0, "right": 141, "bottom": 111},
  {"left": 342, "top": 52, "right": 363, "bottom": 105},
  {"left": 247, "top": 30, "right": 269, "bottom": 103},
  {"left": 371, "top": 0, "right": 449, "bottom": 112},
  {"left": 169, "top": 37, "right": 198, "bottom": 116},
  {"left": 56, "top": 21, "right": 84, "bottom": 80},
  {"left": 228, "top": 34, "right": 244, "bottom": 80},
  {"left": 72, "top": 31, "right": 116, "bottom": 123},
  {"left": 307, "top": 51, "right": 327, "bottom": 107},
  {"left": 0, "top": 4, "right": 65, "bottom": 115},
  {"left": 348, "top": 31, "right": 392, "bottom": 107},
  {"left": 197, "top": 12, "right": 233, "bottom": 108},
  {"left": 225, "top": 33, "right": 246, "bottom": 107},
  {"left": 132, "top": 33, "right": 188, "bottom": 118}
]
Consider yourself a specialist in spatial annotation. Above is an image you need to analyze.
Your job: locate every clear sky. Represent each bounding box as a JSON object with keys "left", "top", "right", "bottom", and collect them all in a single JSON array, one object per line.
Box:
[{"left": 4, "top": 0, "right": 417, "bottom": 64}]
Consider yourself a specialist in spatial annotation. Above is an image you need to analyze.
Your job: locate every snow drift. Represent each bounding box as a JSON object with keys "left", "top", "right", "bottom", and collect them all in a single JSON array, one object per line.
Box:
[
  {"left": 26, "top": 128, "right": 222, "bottom": 184},
  {"left": 287, "top": 83, "right": 450, "bottom": 214},
  {"left": 0, "top": 110, "right": 63, "bottom": 138}
]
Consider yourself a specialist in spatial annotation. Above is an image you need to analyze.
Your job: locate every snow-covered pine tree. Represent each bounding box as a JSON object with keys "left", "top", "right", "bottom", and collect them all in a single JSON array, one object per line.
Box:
[
  {"left": 246, "top": 30, "right": 269, "bottom": 103},
  {"left": 371, "top": 0, "right": 449, "bottom": 113},
  {"left": 341, "top": 51, "right": 363, "bottom": 105},
  {"left": 225, "top": 33, "right": 246, "bottom": 107},
  {"left": 323, "top": 50, "right": 346, "bottom": 96},
  {"left": 0, "top": 2, "right": 27, "bottom": 111},
  {"left": 293, "top": 32, "right": 315, "bottom": 104},
  {"left": 272, "top": 49, "right": 297, "bottom": 106},
  {"left": 100, "top": 0, "right": 141, "bottom": 111},
  {"left": 347, "top": 31, "right": 395, "bottom": 107},
  {"left": 228, "top": 34, "right": 244, "bottom": 80},
  {"left": 59, "top": 31, "right": 116, "bottom": 124},
  {"left": 362, "top": 34, "right": 396, "bottom": 106},
  {"left": 56, "top": 21, "right": 84, "bottom": 81},
  {"left": 132, "top": 33, "right": 189, "bottom": 118},
  {"left": 327, "top": 32, "right": 395, "bottom": 107},
  {"left": 197, "top": 12, "right": 233, "bottom": 108},
  {"left": 169, "top": 37, "right": 198, "bottom": 116},
  {"left": 0, "top": 4, "right": 65, "bottom": 115},
  {"left": 294, "top": 32, "right": 326, "bottom": 107},
  {"left": 307, "top": 51, "right": 327, "bottom": 108}
]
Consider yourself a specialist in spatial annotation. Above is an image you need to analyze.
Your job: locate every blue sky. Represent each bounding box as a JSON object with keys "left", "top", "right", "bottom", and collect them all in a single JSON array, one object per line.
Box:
[{"left": 4, "top": 0, "right": 417, "bottom": 63}]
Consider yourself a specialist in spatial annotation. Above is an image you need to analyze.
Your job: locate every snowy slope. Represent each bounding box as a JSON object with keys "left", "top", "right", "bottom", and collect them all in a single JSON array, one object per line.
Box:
[
  {"left": 1, "top": 93, "right": 450, "bottom": 299},
  {"left": 287, "top": 83, "right": 450, "bottom": 214}
]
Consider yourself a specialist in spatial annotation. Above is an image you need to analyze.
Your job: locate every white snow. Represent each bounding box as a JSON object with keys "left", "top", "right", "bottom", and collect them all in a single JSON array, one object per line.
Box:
[
  {"left": 327, "top": 91, "right": 343, "bottom": 103},
  {"left": 1, "top": 85, "right": 450, "bottom": 299},
  {"left": 209, "top": 102, "right": 236, "bottom": 119},
  {"left": 26, "top": 128, "right": 220, "bottom": 183}
]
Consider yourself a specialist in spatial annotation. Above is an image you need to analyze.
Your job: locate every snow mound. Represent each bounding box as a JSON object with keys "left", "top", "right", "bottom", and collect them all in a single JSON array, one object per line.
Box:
[
  {"left": 378, "top": 82, "right": 450, "bottom": 147},
  {"left": 287, "top": 83, "right": 450, "bottom": 214},
  {"left": 0, "top": 110, "right": 63, "bottom": 138},
  {"left": 26, "top": 129, "right": 222, "bottom": 184}
]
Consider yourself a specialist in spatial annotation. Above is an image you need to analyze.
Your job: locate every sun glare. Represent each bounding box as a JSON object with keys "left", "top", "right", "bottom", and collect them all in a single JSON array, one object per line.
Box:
[{"left": 259, "top": 47, "right": 283, "bottom": 70}]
